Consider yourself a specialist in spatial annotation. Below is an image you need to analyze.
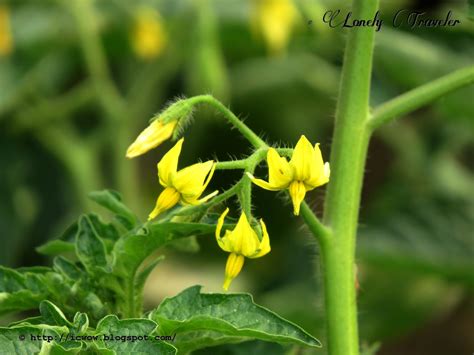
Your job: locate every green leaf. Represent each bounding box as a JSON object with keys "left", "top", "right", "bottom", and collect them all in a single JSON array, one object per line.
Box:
[
  {"left": 58, "top": 222, "right": 79, "bottom": 243},
  {"left": 359, "top": 199, "right": 474, "bottom": 286},
  {"left": 88, "top": 190, "right": 137, "bottom": 229},
  {"left": 168, "top": 235, "right": 200, "bottom": 253},
  {"left": 96, "top": 315, "right": 177, "bottom": 354},
  {"left": 39, "top": 301, "right": 72, "bottom": 327},
  {"left": 71, "top": 313, "right": 89, "bottom": 334},
  {"left": 0, "top": 290, "right": 45, "bottom": 315},
  {"left": 0, "top": 325, "right": 67, "bottom": 355},
  {"left": 192, "top": 340, "right": 289, "bottom": 355},
  {"left": 87, "top": 214, "right": 120, "bottom": 241},
  {"left": 0, "top": 267, "right": 52, "bottom": 315},
  {"left": 36, "top": 240, "right": 75, "bottom": 257},
  {"left": 53, "top": 257, "right": 82, "bottom": 281},
  {"left": 40, "top": 341, "right": 83, "bottom": 354},
  {"left": 149, "top": 285, "right": 321, "bottom": 353},
  {"left": 75, "top": 215, "right": 110, "bottom": 274},
  {"left": 113, "top": 222, "right": 218, "bottom": 276}
]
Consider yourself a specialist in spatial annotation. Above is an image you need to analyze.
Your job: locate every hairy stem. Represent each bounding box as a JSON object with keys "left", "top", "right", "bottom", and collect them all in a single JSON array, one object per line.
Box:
[
  {"left": 368, "top": 65, "right": 474, "bottom": 131},
  {"left": 320, "top": 0, "right": 379, "bottom": 354},
  {"left": 216, "top": 159, "right": 249, "bottom": 170}
]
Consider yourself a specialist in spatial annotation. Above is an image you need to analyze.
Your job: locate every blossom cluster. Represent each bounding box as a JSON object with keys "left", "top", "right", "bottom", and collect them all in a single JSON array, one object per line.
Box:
[{"left": 126, "top": 113, "right": 329, "bottom": 290}]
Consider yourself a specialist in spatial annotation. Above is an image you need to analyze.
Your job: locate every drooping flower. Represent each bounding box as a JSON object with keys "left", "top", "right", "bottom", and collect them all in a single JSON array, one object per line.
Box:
[
  {"left": 216, "top": 208, "right": 271, "bottom": 290},
  {"left": 131, "top": 7, "right": 167, "bottom": 60},
  {"left": 126, "top": 120, "right": 177, "bottom": 158},
  {"left": 247, "top": 135, "right": 330, "bottom": 215},
  {"left": 148, "top": 138, "right": 217, "bottom": 220},
  {"left": 251, "top": 0, "right": 297, "bottom": 55},
  {"left": 0, "top": 5, "right": 13, "bottom": 56}
]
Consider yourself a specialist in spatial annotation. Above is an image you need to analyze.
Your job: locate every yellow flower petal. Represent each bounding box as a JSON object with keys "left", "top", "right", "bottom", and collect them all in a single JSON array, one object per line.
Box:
[
  {"left": 131, "top": 7, "right": 167, "bottom": 60},
  {"left": 216, "top": 208, "right": 233, "bottom": 252},
  {"left": 253, "top": 0, "right": 297, "bottom": 55},
  {"left": 306, "top": 143, "right": 330, "bottom": 188},
  {"left": 158, "top": 138, "right": 183, "bottom": 187},
  {"left": 288, "top": 180, "right": 306, "bottom": 215},
  {"left": 148, "top": 187, "right": 180, "bottom": 220},
  {"left": 246, "top": 173, "right": 281, "bottom": 191},
  {"left": 223, "top": 253, "right": 245, "bottom": 291},
  {"left": 0, "top": 5, "right": 13, "bottom": 57},
  {"left": 249, "top": 219, "right": 271, "bottom": 258},
  {"left": 126, "top": 120, "right": 176, "bottom": 158},
  {"left": 290, "top": 135, "right": 314, "bottom": 181},
  {"left": 173, "top": 161, "right": 215, "bottom": 198},
  {"left": 267, "top": 148, "right": 293, "bottom": 189},
  {"left": 239, "top": 215, "right": 261, "bottom": 257},
  {"left": 184, "top": 190, "right": 219, "bottom": 205}
]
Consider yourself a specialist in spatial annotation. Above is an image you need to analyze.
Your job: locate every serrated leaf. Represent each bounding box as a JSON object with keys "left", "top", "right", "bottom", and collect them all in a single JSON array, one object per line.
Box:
[
  {"left": 88, "top": 190, "right": 137, "bottom": 229},
  {"left": 75, "top": 215, "right": 110, "bottom": 274},
  {"left": 36, "top": 240, "right": 76, "bottom": 257},
  {"left": 150, "top": 285, "right": 321, "bottom": 353},
  {"left": 96, "top": 315, "right": 176, "bottom": 354}
]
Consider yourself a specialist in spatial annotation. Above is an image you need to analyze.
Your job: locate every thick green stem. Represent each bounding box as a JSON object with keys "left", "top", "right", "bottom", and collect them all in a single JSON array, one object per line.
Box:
[
  {"left": 67, "top": 0, "right": 125, "bottom": 120},
  {"left": 321, "top": 1, "right": 378, "bottom": 354},
  {"left": 189, "top": 95, "right": 267, "bottom": 149},
  {"left": 68, "top": 0, "right": 142, "bottom": 209},
  {"left": 368, "top": 65, "right": 474, "bottom": 130},
  {"left": 124, "top": 277, "right": 138, "bottom": 318}
]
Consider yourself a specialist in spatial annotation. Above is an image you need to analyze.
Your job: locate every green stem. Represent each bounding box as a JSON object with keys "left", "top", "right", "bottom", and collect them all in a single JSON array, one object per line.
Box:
[
  {"left": 276, "top": 148, "right": 293, "bottom": 158},
  {"left": 125, "top": 277, "right": 136, "bottom": 318},
  {"left": 368, "top": 65, "right": 474, "bottom": 131},
  {"left": 67, "top": 0, "right": 142, "bottom": 209},
  {"left": 67, "top": 0, "right": 125, "bottom": 120},
  {"left": 320, "top": 1, "right": 379, "bottom": 354},
  {"left": 299, "top": 202, "right": 331, "bottom": 246},
  {"left": 239, "top": 179, "right": 252, "bottom": 218},
  {"left": 189, "top": 95, "right": 267, "bottom": 149},
  {"left": 215, "top": 159, "right": 249, "bottom": 170}
]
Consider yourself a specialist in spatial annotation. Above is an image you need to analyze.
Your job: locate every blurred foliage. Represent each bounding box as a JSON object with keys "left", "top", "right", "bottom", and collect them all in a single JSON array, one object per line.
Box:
[{"left": 0, "top": 0, "right": 473, "bottom": 354}]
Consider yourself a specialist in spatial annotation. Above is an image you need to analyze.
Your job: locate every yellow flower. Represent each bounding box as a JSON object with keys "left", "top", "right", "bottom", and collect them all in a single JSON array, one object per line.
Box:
[
  {"left": 0, "top": 5, "right": 13, "bottom": 56},
  {"left": 126, "top": 120, "right": 177, "bottom": 158},
  {"left": 216, "top": 208, "right": 271, "bottom": 290},
  {"left": 149, "top": 138, "right": 217, "bottom": 219},
  {"left": 131, "top": 7, "right": 167, "bottom": 60},
  {"left": 252, "top": 0, "right": 297, "bottom": 55},
  {"left": 248, "top": 135, "right": 330, "bottom": 215}
]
